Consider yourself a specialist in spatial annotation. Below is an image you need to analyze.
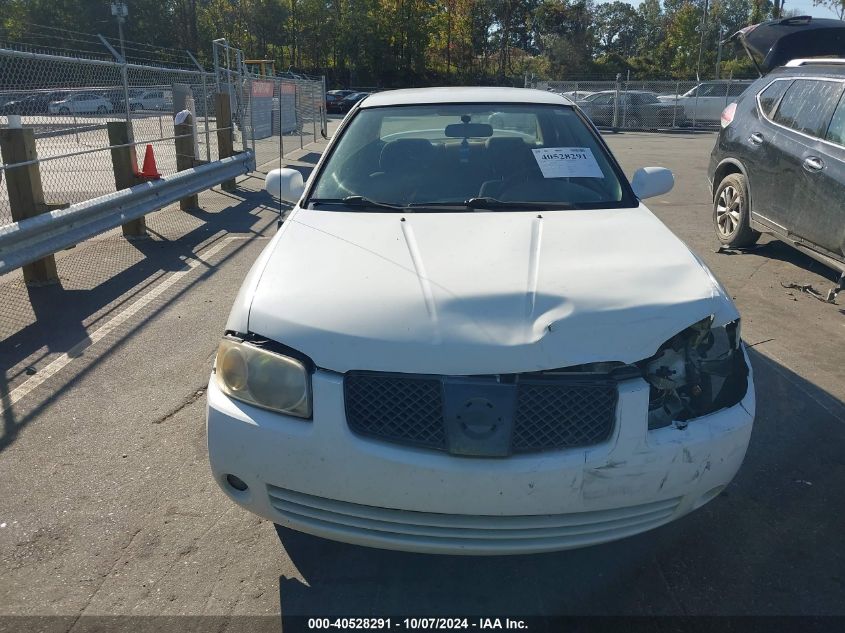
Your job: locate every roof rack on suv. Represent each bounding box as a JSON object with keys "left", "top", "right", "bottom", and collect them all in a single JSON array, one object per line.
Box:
[{"left": 785, "top": 58, "right": 845, "bottom": 67}]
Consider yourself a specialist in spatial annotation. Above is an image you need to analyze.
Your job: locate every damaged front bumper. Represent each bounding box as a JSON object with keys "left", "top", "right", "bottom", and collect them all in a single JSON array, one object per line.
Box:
[{"left": 206, "top": 351, "right": 755, "bottom": 555}]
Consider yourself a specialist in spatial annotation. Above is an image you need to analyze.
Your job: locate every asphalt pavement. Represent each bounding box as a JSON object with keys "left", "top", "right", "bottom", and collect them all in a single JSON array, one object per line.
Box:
[{"left": 0, "top": 126, "right": 843, "bottom": 629}]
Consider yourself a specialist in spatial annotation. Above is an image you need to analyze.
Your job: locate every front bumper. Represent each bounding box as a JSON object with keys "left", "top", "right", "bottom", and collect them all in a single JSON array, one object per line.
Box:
[{"left": 206, "top": 359, "right": 755, "bottom": 555}]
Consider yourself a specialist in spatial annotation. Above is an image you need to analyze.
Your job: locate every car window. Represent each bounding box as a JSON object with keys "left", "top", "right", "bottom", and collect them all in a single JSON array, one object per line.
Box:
[
  {"left": 310, "top": 103, "right": 630, "bottom": 208},
  {"left": 637, "top": 93, "right": 659, "bottom": 104},
  {"left": 758, "top": 80, "right": 790, "bottom": 117},
  {"left": 592, "top": 94, "right": 613, "bottom": 105},
  {"left": 825, "top": 93, "right": 845, "bottom": 146},
  {"left": 728, "top": 83, "right": 747, "bottom": 97},
  {"left": 698, "top": 84, "right": 719, "bottom": 97},
  {"left": 773, "top": 79, "right": 844, "bottom": 138}
]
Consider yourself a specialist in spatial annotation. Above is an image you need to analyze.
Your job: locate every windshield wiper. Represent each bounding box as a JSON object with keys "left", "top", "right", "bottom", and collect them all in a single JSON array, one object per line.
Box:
[
  {"left": 463, "top": 197, "right": 576, "bottom": 210},
  {"left": 309, "top": 196, "right": 410, "bottom": 212}
]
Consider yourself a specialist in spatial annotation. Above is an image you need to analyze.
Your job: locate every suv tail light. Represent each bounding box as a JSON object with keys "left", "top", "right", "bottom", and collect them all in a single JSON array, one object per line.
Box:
[{"left": 721, "top": 102, "right": 737, "bottom": 128}]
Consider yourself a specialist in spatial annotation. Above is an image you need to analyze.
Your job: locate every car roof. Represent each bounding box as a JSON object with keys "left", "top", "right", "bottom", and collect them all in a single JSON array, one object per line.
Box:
[
  {"left": 360, "top": 87, "right": 572, "bottom": 108},
  {"left": 591, "top": 90, "right": 655, "bottom": 95},
  {"left": 769, "top": 60, "right": 845, "bottom": 78}
]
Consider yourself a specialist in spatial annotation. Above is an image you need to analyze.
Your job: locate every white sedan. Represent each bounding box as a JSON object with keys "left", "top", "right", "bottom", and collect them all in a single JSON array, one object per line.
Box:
[
  {"left": 206, "top": 87, "right": 755, "bottom": 555},
  {"left": 47, "top": 93, "right": 113, "bottom": 115}
]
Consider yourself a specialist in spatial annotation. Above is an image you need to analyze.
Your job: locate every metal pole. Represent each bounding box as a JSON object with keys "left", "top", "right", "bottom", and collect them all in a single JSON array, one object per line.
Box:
[
  {"left": 187, "top": 50, "right": 212, "bottom": 164},
  {"left": 212, "top": 38, "right": 224, "bottom": 94},
  {"left": 672, "top": 80, "right": 679, "bottom": 128},
  {"left": 279, "top": 80, "right": 284, "bottom": 162},
  {"left": 311, "top": 84, "right": 317, "bottom": 143},
  {"left": 695, "top": 0, "right": 709, "bottom": 82},
  {"left": 613, "top": 73, "right": 621, "bottom": 130},
  {"left": 715, "top": 23, "right": 724, "bottom": 80},
  {"left": 98, "top": 34, "right": 132, "bottom": 135}
]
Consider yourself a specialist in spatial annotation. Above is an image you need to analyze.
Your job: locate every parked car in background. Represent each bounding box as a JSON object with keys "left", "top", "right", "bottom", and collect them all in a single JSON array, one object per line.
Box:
[
  {"left": 578, "top": 90, "right": 676, "bottom": 129},
  {"left": 326, "top": 93, "right": 346, "bottom": 114},
  {"left": 337, "top": 91, "right": 369, "bottom": 113},
  {"left": 1, "top": 91, "right": 69, "bottom": 115},
  {"left": 47, "top": 93, "right": 113, "bottom": 115},
  {"left": 102, "top": 88, "right": 145, "bottom": 113},
  {"left": 709, "top": 58, "right": 845, "bottom": 276},
  {"left": 208, "top": 86, "right": 755, "bottom": 555},
  {"left": 560, "top": 90, "right": 595, "bottom": 102},
  {"left": 129, "top": 89, "right": 171, "bottom": 111},
  {"left": 658, "top": 81, "right": 752, "bottom": 124}
]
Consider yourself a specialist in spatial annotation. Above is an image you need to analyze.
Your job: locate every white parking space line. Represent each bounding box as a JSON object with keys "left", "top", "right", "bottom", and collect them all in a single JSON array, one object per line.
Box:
[{"left": 2, "top": 236, "right": 247, "bottom": 413}]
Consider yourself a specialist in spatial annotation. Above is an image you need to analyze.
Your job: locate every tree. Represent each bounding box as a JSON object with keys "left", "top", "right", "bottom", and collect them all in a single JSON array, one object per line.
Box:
[
  {"left": 593, "top": 1, "right": 643, "bottom": 59},
  {"left": 813, "top": 0, "right": 845, "bottom": 18},
  {"left": 533, "top": 0, "right": 595, "bottom": 77}
]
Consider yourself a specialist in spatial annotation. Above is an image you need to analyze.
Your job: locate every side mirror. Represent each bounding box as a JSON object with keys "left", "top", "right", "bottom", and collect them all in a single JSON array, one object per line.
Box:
[
  {"left": 265, "top": 168, "right": 305, "bottom": 204},
  {"left": 631, "top": 166, "right": 674, "bottom": 200}
]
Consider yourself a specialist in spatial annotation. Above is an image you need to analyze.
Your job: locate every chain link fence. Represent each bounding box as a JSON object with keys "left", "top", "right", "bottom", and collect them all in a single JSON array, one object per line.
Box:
[
  {"left": 0, "top": 36, "right": 326, "bottom": 228},
  {"left": 529, "top": 78, "right": 755, "bottom": 131},
  {"left": 212, "top": 39, "right": 326, "bottom": 173}
]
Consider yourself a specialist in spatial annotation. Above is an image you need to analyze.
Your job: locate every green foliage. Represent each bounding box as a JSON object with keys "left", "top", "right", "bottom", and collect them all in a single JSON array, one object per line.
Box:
[{"left": 0, "top": 0, "right": 767, "bottom": 85}]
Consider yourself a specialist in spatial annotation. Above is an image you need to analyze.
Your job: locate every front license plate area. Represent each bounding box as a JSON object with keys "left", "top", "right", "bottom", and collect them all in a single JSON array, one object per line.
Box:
[{"left": 442, "top": 378, "right": 517, "bottom": 457}]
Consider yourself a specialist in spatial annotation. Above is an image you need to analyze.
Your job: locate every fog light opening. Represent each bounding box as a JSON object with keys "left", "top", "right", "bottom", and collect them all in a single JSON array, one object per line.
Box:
[
  {"left": 694, "top": 484, "right": 725, "bottom": 509},
  {"left": 225, "top": 474, "right": 249, "bottom": 492}
]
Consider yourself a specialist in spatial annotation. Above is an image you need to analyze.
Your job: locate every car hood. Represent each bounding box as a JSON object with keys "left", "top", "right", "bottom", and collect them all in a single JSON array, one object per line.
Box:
[{"left": 243, "top": 206, "right": 732, "bottom": 375}]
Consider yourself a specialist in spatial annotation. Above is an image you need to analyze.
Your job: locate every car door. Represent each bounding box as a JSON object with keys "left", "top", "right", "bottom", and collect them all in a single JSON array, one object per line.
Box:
[
  {"left": 686, "top": 84, "right": 708, "bottom": 123},
  {"left": 766, "top": 78, "right": 845, "bottom": 236},
  {"left": 739, "top": 79, "right": 792, "bottom": 227},
  {"left": 586, "top": 94, "right": 614, "bottom": 125},
  {"left": 791, "top": 85, "right": 845, "bottom": 257}
]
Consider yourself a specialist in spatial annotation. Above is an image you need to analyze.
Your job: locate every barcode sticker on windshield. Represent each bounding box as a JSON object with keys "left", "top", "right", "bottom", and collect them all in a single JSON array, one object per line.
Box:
[{"left": 531, "top": 147, "right": 604, "bottom": 179}]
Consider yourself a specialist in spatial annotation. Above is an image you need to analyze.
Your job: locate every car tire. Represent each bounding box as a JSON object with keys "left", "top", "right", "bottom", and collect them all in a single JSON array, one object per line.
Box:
[
  {"left": 713, "top": 173, "right": 760, "bottom": 247},
  {"left": 626, "top": 116, "right": 642, "bottom": 129}
]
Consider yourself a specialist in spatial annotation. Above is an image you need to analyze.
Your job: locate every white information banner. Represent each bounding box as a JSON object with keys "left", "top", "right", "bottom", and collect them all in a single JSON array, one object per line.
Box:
[{"left": 531, "top": 147, "right": 604, "bottom": 179}]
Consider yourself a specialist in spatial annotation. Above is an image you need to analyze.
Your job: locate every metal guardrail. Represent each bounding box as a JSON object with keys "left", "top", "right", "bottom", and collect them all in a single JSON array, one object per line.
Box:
[{"left": 0, "top": 149, "right": 255, "bottom": 275}]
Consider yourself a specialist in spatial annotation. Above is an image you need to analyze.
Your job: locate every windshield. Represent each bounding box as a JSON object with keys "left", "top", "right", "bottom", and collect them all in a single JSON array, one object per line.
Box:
[{"left": 309, "top": 103, "right": 631, "bottom": 210}]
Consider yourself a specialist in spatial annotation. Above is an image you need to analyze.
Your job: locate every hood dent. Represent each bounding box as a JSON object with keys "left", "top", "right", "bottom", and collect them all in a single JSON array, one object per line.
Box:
[
  {"left": 400, "top": 218, "right": 442, "bottom": 345},
  {"left": 246, "top": 208, "right": 731, "bottom": 375}
]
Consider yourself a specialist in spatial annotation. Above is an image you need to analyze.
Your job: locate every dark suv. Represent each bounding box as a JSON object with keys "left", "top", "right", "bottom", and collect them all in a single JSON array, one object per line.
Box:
[{"left": 709, "top": 59, "right": 845, "bottom": 274}]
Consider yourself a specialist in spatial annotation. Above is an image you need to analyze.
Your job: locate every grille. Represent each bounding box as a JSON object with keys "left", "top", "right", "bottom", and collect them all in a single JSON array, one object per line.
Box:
[
  {"left": 344, "top": 372, "right": 617, "bottom": 455},
  {"left": 513, "top": 382, "right": 617, "bottom": 451},
  {"left": 267, "top": 484, "right": 681, "bottom": 554},
  {"left": 344, "top": 374, "right": 446, "bottom": 449}
]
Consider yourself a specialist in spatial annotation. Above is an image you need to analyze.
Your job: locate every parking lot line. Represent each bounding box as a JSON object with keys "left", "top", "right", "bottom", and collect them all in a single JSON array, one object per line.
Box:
[{"left": 1, "top": 235, "right": 248, "bottom": 413}]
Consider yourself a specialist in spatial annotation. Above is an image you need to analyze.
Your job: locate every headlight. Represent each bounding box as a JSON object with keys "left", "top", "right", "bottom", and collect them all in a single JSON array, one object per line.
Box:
[
  {"left": 639, "top": 317, "right": 748, "bottom": 429},
  {"left": 215, "top": 337, "right": 312, "bottom": 418}
]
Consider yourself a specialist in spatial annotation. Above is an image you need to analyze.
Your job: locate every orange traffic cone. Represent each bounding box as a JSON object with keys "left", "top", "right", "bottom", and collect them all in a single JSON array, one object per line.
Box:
[{"left": 138, "top": 144, "right": 161, "bottom": 180}]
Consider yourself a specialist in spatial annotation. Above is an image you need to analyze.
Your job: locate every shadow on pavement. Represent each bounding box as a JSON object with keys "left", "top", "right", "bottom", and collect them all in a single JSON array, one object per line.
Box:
[
  {"left": 716, "top": 238, "right": 842, "bottom": 285},
  {"left": 275, "top": 349, "right": 845, "bottom": 617},
  {"left": 0, "top": 186, "right": 277, "bottom": 452}
]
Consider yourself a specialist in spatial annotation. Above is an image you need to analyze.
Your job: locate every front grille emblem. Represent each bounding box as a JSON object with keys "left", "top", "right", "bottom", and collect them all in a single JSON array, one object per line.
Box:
[{"left": 442, "top": 380, "right": 517, "bottom": 457}]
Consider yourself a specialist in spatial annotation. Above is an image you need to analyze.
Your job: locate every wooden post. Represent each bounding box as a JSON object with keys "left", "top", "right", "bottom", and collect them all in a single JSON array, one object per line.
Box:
[
  {"left": 0, "top": 128, "right": 60, "bottom": 286},
  {"left": 174, "top": 112, "right": 199, "bottom": 210},
  {"left": 214, "top": 92, "right": 236, "bottom": 192},
  {"left": 106, "top": 121, "right": 147, "bottom": 238}
]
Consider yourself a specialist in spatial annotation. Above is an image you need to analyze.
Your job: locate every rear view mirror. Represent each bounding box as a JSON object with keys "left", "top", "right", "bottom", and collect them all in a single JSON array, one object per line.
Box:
[
  {"left": 265, "top": 168, "right": 305, "bottom": 204},
  {"left": 445, "top": 122, "right": 493, "bottom": 138},
  {"left": 631, "top": 167, "right": 674, "bottom": 200}
]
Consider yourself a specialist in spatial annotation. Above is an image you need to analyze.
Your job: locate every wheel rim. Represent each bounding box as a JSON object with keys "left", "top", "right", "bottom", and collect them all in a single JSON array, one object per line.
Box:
[{"left": 716, "top": 185, "right": 742, "bottom": 237}]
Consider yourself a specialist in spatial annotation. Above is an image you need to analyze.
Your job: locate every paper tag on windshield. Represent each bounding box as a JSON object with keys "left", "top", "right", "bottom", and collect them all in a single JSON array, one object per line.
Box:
[{"left": 531, "top": 147, "right": 604, "bottom": 179}]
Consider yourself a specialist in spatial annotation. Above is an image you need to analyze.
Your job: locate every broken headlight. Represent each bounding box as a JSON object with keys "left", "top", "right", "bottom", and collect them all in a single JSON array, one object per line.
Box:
[{"left": 639, "top": 317, "right": 748, "bottom": 429}]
